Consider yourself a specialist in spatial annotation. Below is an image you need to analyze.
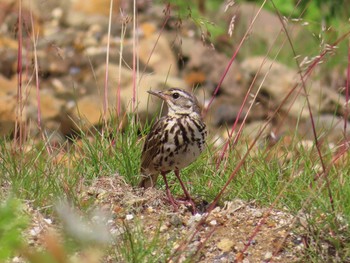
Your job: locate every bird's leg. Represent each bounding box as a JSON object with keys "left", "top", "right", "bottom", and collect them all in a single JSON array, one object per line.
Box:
[
  {"left": 174, "top": 169, "right": 196, "bottom": 214},
  {"left": 161, "top": 172, "right": 178, "bottom": 211}
]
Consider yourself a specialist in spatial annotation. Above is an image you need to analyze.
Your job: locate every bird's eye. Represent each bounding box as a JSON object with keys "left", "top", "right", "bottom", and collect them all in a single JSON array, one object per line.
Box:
[{"left": 172, "top": 92, "right": 180, "bottom": 99}]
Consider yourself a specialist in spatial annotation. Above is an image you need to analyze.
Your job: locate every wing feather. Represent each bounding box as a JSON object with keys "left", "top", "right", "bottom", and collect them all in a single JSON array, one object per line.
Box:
[{"left": 141, "top": 117, "right": 165, "bottom": 171}]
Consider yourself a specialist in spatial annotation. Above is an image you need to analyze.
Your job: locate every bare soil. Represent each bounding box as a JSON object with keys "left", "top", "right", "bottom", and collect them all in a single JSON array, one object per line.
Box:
[{"left": 22, "top": 175, "right": 304, "bottom": 262}]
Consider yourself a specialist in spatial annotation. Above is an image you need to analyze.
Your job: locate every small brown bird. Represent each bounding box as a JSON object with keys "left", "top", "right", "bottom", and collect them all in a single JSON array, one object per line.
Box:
[{"left": 139, "top": 88, "right": 207, "bottom": 211}]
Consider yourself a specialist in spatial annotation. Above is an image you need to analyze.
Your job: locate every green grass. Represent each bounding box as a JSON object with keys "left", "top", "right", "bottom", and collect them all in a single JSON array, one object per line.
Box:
[
  {"left": 0, "top": 198, "right": 28, "bottom": 261},
  {"left": 1, "top": 116, "right": 350, "bottom": 261},
  {"left": 113, "top": 220, "right": 173, "bottom": 262}
]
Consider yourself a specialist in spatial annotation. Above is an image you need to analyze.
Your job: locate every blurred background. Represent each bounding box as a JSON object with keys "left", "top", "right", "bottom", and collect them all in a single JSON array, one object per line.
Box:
[{"left": 0, "top": 0, "right": 349, "bottom": 144}]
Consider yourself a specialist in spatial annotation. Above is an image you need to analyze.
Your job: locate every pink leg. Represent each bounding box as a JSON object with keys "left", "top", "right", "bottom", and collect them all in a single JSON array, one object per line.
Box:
[
  {"left": 161, "top": 172, "right": 178, "bottom": 211},
  {"left": 174, "top": 169, "right": 196, "bottom": 213}
]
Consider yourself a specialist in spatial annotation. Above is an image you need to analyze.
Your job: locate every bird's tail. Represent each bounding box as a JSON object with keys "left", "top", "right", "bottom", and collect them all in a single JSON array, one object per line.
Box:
[{"left": 138, "top": 173, "right": 159, "bottom": 188}]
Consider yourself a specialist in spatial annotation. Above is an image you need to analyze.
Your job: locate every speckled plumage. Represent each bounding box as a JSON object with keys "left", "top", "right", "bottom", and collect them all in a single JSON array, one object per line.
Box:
[{"left": 139, "top": 88, "right": 206, "bottom": 211}]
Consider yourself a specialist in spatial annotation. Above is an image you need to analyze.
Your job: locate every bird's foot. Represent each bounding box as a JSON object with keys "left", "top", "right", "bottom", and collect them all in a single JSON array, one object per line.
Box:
[
  {"left": 165, "top": 188, "right": 179, "bottom": 212},
  {"left": 176, "top": 197, "right": 197, "bottom": 215},
  {"left": 164, "top": 193, "right": 197, "bottom": 214}
]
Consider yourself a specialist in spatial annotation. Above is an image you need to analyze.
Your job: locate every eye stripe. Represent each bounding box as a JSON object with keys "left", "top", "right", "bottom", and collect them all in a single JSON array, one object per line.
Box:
[{"left": 169, "top": 88, "right": 192, "bottom": 99}]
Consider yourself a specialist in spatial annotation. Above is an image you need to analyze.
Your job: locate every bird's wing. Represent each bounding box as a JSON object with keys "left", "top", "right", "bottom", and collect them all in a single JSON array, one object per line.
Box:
[{"left": 140, "top": 118, "right": 164, "bottom": 170}]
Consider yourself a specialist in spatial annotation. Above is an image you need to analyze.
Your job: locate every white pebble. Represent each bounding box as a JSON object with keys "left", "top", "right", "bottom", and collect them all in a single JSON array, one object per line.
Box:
[
  {"left": 126, "top": 214, "right": 134, "bottom": 220},
  {"left": 209, "top": 220, "right": 217, "bottom": 226},
  {"left": 44, "top": 218, "right": 52, "bottom": 224}
]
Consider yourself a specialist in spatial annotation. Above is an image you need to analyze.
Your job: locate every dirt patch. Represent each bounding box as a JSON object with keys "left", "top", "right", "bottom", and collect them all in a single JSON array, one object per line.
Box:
[{"left": 22, "top": 175, "right": 303, "bottom": 262}]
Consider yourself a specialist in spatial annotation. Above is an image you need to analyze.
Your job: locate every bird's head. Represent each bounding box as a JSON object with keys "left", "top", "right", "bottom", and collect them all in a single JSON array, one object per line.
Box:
[{"left": 148, "top": 88, "right": 201, "bottom": 117}]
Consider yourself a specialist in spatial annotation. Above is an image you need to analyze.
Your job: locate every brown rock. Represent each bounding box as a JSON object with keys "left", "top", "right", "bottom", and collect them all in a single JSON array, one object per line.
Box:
[
  {"left": 241, "top": 56, "right": 317, "bottom": 119},
  {"left": 243, "top": 120, "right": 272, "bottom": 139},
  {"left": 139, "top": 22, "right": 157, "bottom": 38},
  {"left": 241, "top": 56, "right": 348, "bottom": 124},
  {"left": 0, "top": 75, "right": 17, "bottom": 96},
  {"left": 0, "top": 48, "right": 17, "bottom": 78},
  {"left": 138, "top": 33, "right": 179, "bottom": 76},
  {"left": 0, "top": 95, "right": 17, "bottom": 136},
  {"left": 70, "top": 95, "right": 104, "bottom": 131},
  {"left": 299, "top": 115, "right": 350, "bottom": 143},
  {"left": 65, "top": 0, "right": 121, "bottom": 29},
  {"left": 222, "top": 2, "right": 315, "bottom": 57},
  {"left": 0, "top": 36, "right": 17, "bottom": 50},
  {"left": 206, "top": 96, "right": 266, "bottom": 127},
  {"left": 180, "top": 38, "right": 243, "bottom": 97},
  {"left": 217, "top": 238, "right": 235, "bottom": 252},
  {"left": 184, "top": 71, "right": 206, "bottom": 87},
  {"left": 71, "top": 0, "right": 120, "bottom": 16},
  {"left": 70, "top": 64, "right": 187, "bottom": 130},
  {"left": 39, "top": 91, "right": 65, "bottom": 121}
]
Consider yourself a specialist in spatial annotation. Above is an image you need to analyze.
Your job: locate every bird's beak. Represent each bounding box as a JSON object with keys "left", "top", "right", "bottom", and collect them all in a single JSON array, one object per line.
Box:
[{"left": 147, "top": 90, "right": 167, "bottom": 100}]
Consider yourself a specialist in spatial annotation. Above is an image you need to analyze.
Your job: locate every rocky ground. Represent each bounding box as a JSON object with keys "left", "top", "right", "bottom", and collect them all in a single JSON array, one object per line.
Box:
[{"left": 23, "top": 175, "right": 303, "bottom": 262}]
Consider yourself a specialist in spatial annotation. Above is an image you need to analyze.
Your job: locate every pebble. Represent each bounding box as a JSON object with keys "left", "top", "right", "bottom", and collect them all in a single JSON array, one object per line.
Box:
[
  {"left": 187, "top": 213, "right": 202, "bottom": 226},
  {"left": 217, "top": 238, "right": 234, "bottom": 252},
  {"left": 146, "top": 206, "right": 154, "bottom": 213},
  {"left": 43, "top": 218, "right": 53, "bottom": 224},
  {"left": 209, "top": 219, "right": 217, "bottom": 226},
  {"left": 30, "top": 226, "right": 42, "bottom": 236},
  {"left": 252, "top": 211, "right": 263, "bottom": 218},
  {"left": 170, "top": 215, "right": 183, "bottom": 227},
  {"left": 264, "top": 251, "right": 273, "bottom": 260},
  {"left": 160, "top": 224, "right": 168, "bottom": 233},
  {"left": 125, "top": 214, "right": 134, "bottom": 220}
]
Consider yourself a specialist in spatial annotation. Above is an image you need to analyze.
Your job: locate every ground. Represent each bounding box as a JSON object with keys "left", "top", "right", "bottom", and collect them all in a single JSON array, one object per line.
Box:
[{"left": 22, "top": 175, "right": 304, "bottom": 262}]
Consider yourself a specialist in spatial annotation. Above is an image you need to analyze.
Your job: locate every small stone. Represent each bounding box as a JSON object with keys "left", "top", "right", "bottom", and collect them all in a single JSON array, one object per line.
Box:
[
  {"left": 173, "top": 242, "right": 180, "bottom": 250},
  {"left": 52, "top": 8, "right": 63, "bottom": 19},
  {"left": 125, "top": 214, "right": 134, "bottom": 221},
  {"left": 209, "top": 220, "right": 217, "bottom": 226},
  {"left": 30, "top": 226, "right": 41, "bottom": 236},
  {"left": 170, "top": 215, "right": 183, "bottom": 227},
  {"left": 146, "top": 206, "right": 154, "bottom": 213},
  {"left": 234, "top": 242, "right": 245, "bottom": 251},
  {"left": 193, "top": 213, "right": 202, "bottom": 220},
  {"left": 187, "top": 213, "right": 202, "bottom": 226},
  {"left": 12, "top": 256, "right": 21, "bottom": 262},
  {"left": 44, "top": 218, "right": 52, "bottom": 224},
  {"left": 217, "top": 238, "right": 234, "bottom": 252},
  {"left": 264, "top": 251, "right": 273, "bottom": 260},
  {"left": 160, "top": 224, "right": 168, "bottom": 233},
  {"left": 253, "top": 211, "right": 263, "bottom": 218}
]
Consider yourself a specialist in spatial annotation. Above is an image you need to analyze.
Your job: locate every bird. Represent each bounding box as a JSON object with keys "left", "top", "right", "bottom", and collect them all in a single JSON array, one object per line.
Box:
[{"left": 139, "top": 88, "right": 207, "bottom": 212}]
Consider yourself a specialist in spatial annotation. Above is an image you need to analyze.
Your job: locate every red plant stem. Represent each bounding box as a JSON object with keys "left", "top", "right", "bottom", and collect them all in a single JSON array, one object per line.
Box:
[
  {"left": 186, "top": 226, "right": 217, "bottom": 261},
  {"left": 31, "top": 23, "right": 41, "bottom": 129},
  {"left": 216, "top": 0, "right": 306, "bottom": 169},
  {"left": 103, "top": 0, "right": 114, "bottom": 127},
  {"left": 30, "top": 7, "right": 52, "bottom": 155},
  {"left": 241, "top": 15, "right": 350, "bottom": 263},
  {"left": 202, "top": 0, "right": 267, "bottom": 169},
  {"left": 15, "top": 0, "right": 23, "bottom": 150},
  {"left": 204, "top": 0, "right": 267, "bottom": 115},
  {"left": 172, "top": 2, "right": 350, "bottom": 261},
  {"left": 345, "top": 40, "right": 350, "bottom": 138},
  {"left": 272, "top": 4, "right": 350, "bottom": 213},
  {"left": 116, "top": 18, "right": 127, "bottom": 119},
  {"left": 215, "top": 56, "right": 271, "bottom": 170},
  {"left": 206, "top": 27, "right": 350, "bottom": 240},
  {"left": 132, "top": 0, "right": 137, "bottom": 112}
]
